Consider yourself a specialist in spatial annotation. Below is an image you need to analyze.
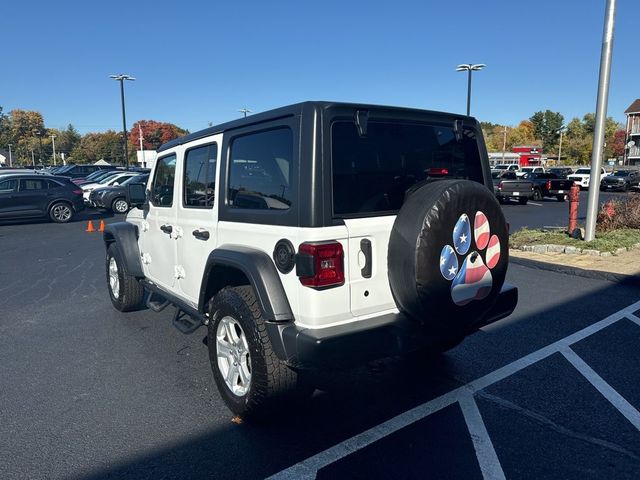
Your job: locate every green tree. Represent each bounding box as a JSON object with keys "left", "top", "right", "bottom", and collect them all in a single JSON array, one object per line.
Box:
[
  {"left": 529, "top": 110, "right": 564, "bottom": 154},
  {"left": 7, "top": 109, "right": 45, "bottom": 164},
  {"left": 71, "top": 130, "right": 124, "bottom": 164}
]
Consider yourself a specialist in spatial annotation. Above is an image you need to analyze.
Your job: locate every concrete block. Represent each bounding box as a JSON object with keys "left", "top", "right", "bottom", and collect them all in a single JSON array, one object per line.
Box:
[
  {"left": 600, "top": 251, "right": 612, "bottom": 257},
  {"left": 582, "top": 249, "right": 600, "bottom": 256},
  {"left": 564, "top": 246, "right": 581, "bottom": 255},
  {"left": 614, "top": 247, "right": 627, "bottom": 256},
  {"left": 532, "top": 245, "right": 549, "bottom": 254},
  {"left": 547, "top": 244, "right": 566, "bottom": 253}
]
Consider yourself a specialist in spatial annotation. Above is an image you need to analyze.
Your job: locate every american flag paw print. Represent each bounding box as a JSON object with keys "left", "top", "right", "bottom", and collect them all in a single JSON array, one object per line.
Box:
[{"left": 439, "top": 212, "right": 501, "bottom": 306}]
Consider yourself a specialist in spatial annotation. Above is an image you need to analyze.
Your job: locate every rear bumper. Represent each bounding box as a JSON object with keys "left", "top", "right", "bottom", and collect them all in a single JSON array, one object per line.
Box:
[{"left": 267, "top": 283, "right": 518, "bottom": 368}]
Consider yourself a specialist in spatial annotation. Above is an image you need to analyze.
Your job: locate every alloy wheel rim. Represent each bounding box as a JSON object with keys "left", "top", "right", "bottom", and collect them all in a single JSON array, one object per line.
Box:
[
  {"left": 53, "top": 205, "right": 72, "bottom": 221},
  {"left": 114, "top": 200, "right": 128, "bottom": 213},
  {"left": 216, "top": 316, "right": 251, "bottom": 397},
  {"left": 108, "top": 257, "right": 120, "bottom": 299}
]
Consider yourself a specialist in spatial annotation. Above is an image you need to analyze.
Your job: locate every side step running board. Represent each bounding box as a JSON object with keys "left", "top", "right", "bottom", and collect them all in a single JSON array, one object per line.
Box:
[{"left": 140, "top": 279, "right": 208, "bottom": 335}]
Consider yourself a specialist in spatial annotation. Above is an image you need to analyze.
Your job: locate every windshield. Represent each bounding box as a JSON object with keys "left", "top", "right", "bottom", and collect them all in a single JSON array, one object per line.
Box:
[
  {"left": 494, "top": 165, "right": 508, "bottom": 170},
  {"left": 613, "top": 170, "right": 631, "bottom": 176},
  {"left": 121, "top": 174, "right": 147, "bottom": 185},
  {"left": 575, "top": 168, "right": 591, "bottom": 174},
  {"left": 331, "top": 120, "right": 484, "bottom": 216}
]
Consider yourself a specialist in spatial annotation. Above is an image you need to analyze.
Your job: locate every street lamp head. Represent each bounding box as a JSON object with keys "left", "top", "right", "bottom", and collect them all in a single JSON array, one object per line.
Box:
[
  {"left": 110, "top": 74, "right": 136, "bottom": 81},
  {"left": 456, "top": 64, "right": 472, "bottom": 71}
]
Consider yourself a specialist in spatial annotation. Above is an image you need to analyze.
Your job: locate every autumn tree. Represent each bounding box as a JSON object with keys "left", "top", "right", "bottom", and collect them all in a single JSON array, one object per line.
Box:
[
  {"left": 129, "top": 120, "right": 188, "bottom": 151},
  {"left": 607, "top": 129, "right": 626, "bottom": 159},
  {"left": 70, "top": 131, "right": 124, "bottom": 164}
]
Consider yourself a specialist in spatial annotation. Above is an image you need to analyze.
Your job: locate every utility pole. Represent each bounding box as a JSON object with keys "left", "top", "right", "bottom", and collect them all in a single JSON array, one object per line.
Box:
[
  {"left": 138, "top": 124, "right": 146, "bottom": 168},
  {"left": 502, "top": 126, "right": 507, "bottom": 163},
  {"left": 7, "top": 144, "right": 12, "bottom": 167},
  {"left": 585, "top": 0, "right": 616, "bottom": 242},
  {"left": 31, "top": 149, "right": 35, "bottom": 167},
  {"left": 110, "top": 74, "right": 136, "bottom": 169},
  {"left": 557, "top": 127, "right": 565, "bottom": 165},
  {"left": 50, "top": 134, "right": 57, "bottom": 166},
  {"left": 36, "top": 131, "right": 43, "bottom": 164}
]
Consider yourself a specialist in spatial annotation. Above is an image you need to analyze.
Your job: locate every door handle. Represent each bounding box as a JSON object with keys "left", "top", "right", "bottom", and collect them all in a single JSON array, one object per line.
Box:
[
  {"left": 160, "top": 224, "right": 173, "bottom": 235},
  {"left": 360, "top": 239, "right": 372, "bottom": 278},
  {"left": 192, "top": 229, "right": 210, "bottom": 240}
]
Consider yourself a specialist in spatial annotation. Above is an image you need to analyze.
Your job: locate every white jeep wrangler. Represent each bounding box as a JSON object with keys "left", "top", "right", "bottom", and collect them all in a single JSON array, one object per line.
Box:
[{"left": 104, "top": 102, "right": 517, "bottom": 418}]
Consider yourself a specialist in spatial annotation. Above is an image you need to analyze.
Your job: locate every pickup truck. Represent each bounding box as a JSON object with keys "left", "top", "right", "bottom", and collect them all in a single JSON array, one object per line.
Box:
[
  {"left": 568, "top": 167, "right": 610, "bottom": 189},
  {"left": 516, "top": 166, "right": 545, "bottom": 178},
  {"left": 520, "top": 172, "right": 576, "bottom": 201},
  {"left": 492, "top": 171, "right": 534, "bottom": 204}
]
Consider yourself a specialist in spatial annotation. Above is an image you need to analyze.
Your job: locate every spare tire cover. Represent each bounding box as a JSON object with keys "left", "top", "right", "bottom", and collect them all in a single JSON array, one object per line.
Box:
[{"left": 388, "top": 179, "right": 508, "bottom": 333}]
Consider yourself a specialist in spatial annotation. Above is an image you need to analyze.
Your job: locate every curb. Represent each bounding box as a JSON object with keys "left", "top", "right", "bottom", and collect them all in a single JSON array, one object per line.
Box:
[
  {"left": 514, "top": 242, "right": 640, "bottom": 257},
  {"left": 509, "top": 255, "right": 640, "bottom": 285}
]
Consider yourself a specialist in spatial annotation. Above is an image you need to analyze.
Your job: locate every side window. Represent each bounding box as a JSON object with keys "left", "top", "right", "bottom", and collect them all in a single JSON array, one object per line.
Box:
[
  {"left": 150, "top": 154, "right": 177, "bottom": 207},
  {"left": 20, "top": 179, "right": 47, "bottom": 190},
  {"left": 184, "top": 143, "right": 217, "bottom": 208},
  {"left": 228, "top": 128, "right": 293, "bottom": 210},
  {"left": 46, "top": 180, "right": 63, "bottom": 189},
  {"left": 0, "top": 179, "right": 18, "bottom": 193}
]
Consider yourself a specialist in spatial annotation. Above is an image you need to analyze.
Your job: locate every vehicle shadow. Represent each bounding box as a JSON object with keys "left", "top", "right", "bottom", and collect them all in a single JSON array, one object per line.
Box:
[
  {"left": 0, "top": 209, "right": 114, "bottom": 226},
  {"left": 78, "top": 272, "right": 640, "bottom": 480}
]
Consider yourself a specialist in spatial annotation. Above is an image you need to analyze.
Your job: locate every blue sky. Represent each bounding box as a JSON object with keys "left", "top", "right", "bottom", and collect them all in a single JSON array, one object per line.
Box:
[{"left": 2, "top": 0, "right": 638, "bottom": 134}]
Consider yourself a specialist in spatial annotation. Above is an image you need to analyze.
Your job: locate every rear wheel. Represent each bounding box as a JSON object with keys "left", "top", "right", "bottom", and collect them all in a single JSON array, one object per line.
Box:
[
  {"left": 556, "top": 195, "right": 566, "bottom": 202},
  {"left": 518, "top": 197, "right": 529, "bottom": 205},
  {"left": 49, "top": 202, "right": 73, "bottom": 223},
  {"left": 532, "top": 189, "right": 542, "bottom": 201},
  {"left": 207, "top": 286, "right": 312, "bottom": 420},
  {"left": 111, "top": 197, "right": 129, "bottom": 214}
]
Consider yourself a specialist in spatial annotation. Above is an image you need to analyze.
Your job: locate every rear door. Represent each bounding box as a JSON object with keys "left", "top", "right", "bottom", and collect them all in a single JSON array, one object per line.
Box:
[
  {"left": 15, "top": 178, "right": 49, "bottom": 216},
  {"left": 330, "top": 117, "right": 487, "bottom": 317},
  {"left": 175, "top": 137, "right": 220, "bottom": 306},
  {"left": 0, "top": 178, "right": 20, "bottom": 217}
]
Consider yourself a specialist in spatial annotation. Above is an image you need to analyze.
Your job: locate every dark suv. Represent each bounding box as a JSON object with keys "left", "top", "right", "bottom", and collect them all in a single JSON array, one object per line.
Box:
[
  {"left": 0, "top": 174, "right": 85, "bottom": 223},
  {"left": 56, "top": 164, "right": 116, "bottom": 179}
]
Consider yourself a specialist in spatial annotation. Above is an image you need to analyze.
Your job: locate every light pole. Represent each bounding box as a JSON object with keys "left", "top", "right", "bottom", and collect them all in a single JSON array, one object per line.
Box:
[
  {"left": 238, "top": 108, "right": 252, "bottom": 118},
  {"left": 50, "top": 134, "right": 57, "bottom": 166},
  {"left": 557, "top": 126, "right": 566, "bottom": 165},
  {"left": 110, "top": 74, "right": 136, "bottom": 169},
  {"left": 7, "top": 144, "right": 12, "bottom": 167},
  {"left": 35, "top": 131, "right": 43, "bottom": 164},
  {"left": 456, "top": 63, "right": 486, "bottom": 116}
]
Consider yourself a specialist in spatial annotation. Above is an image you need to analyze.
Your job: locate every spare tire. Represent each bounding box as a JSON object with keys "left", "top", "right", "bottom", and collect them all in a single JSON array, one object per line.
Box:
[{"left": 388, "top": 179, "right": 508, "bottom": 335}]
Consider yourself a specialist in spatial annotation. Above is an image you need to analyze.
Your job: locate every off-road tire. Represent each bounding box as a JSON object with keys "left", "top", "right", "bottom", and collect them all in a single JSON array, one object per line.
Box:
[
  {"left": 518, "top": 197, "right": 528, "bottom": 205},
  {"left": 49, "top": 201, "right": 74, "bottom": 223},
  {"left": 106, "top": 243, "right": 145, "bottom": 312},
  {"left": 207, "top": 286, "right": 311, "bottom": 420}
]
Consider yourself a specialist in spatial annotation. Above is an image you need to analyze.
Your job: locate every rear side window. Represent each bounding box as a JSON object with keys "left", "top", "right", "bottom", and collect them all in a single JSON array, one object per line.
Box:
[
  {"left": 150, "top": 154, "right": 177, "bottom": 207},
  {"left": 184, "top": 143, "right": 217, "bottom": 208},
  {"left": 331, "top": 121, "right": 484, "bottom": 216},
  {"left": 20, "top": 179, "right": 47, "bottom": 190},
  {"left": 228, "top": 128, "right": 292, "bottom": 210}
]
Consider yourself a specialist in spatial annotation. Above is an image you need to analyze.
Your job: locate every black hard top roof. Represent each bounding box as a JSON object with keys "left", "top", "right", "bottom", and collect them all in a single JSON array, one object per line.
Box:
[{"left": 157, "top": 101, "right": 468, "bottom": 153}]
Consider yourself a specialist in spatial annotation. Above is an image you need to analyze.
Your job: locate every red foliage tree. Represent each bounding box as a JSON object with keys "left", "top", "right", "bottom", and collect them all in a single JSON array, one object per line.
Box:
[
  {"left": 129, "top": 120, "right": 188, "bottom": 151},
  {"left": 608, "top": 129, "right": 626, "bottom": 158}
]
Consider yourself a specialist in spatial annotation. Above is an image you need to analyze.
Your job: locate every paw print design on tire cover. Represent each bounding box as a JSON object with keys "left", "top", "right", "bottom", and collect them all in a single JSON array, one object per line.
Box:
[{"left": 439, "top": 212, "right": 501, "bottom": 306}]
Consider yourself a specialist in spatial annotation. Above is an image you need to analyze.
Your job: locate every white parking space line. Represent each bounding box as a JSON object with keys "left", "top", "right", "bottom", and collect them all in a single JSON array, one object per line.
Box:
[
  {"left": 459, "top": 393, "right": 506, "bottom": 480},
  {"left": 627, "top": 313, "right": 640, "bottom": 327},
  {"left": 528, "top": 202, "right": 543, "bottom": 206},
  {"left": 268, "top": 300, "right": 640, "bottom": 480},
  {"left": 561, "top": 347, "right": 640, "bottom": 431}
]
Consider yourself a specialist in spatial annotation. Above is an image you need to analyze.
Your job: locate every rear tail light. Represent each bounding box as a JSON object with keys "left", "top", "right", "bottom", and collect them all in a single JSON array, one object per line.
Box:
[
  {"left": 72, "top": 189, "right": 83, "bottom": 195},
  {"left": 546, "top": 180, "right": 552, "bottom": 191},
  {"left": 426, "top": 167, "right": 449, "bottom": 176},
  {"left": 498, "top": 181, "right": 503, "bottom": 190},
  {"left": 297, "top": 241, "right": 345, "bottom": 288}
]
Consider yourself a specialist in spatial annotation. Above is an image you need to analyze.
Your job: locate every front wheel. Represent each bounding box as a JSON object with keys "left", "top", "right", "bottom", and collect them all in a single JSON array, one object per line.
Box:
[
  {"left": 106, "top": 244, "right": 145, "bottom": 312},
  {"left": 111, "top": 197, "right": 130, "bottom": 214},
  {"left": 49, "top": 202, "right": 74, "bottom": 223},
  {"left": 532, "top": 189, "right": 542, "bottom": 201},
  {"left": 207, "top": 286, "right": 312, "bottom": 419}
]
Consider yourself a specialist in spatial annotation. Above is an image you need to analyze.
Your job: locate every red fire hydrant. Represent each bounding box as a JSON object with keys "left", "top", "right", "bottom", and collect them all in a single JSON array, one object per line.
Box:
[{"left": 568, "top": 183, "right": 580, "bottom": 234}]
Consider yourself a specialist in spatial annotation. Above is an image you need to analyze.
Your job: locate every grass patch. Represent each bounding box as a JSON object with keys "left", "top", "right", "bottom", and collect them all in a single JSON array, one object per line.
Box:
[{"left": 510, "top": 227, "right": 640, "bottom": 253}]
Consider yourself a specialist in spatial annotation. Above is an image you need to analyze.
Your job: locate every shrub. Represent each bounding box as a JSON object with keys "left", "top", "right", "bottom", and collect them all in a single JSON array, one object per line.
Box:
[{"left": 597, "top": 195, "right": 640, "bottom": 232}]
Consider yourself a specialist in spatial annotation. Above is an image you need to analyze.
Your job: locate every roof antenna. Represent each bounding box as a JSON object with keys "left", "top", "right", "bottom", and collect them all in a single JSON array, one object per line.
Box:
[{"left": 356, "top": 110, "right": 369, "bottom": 137}]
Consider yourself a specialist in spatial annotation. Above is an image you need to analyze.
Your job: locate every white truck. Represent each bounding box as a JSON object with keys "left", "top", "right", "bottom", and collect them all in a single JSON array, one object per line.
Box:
[{"left": 568, "top": 167, "right": 610, "bottom": 189}]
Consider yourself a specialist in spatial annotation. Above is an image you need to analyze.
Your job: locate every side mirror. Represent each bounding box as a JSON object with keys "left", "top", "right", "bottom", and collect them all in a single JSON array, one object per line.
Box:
[{"left": 127, "top": 183, "right": 147, "bottom": 208}]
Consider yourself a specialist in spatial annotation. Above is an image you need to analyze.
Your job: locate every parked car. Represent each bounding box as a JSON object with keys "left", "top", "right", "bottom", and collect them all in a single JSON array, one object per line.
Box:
[
  {"left": 516, "top": 166, "right": 545, "bottom": 178},
  {"left": 492, "top": 171, "right": 534, "bottom": 204},
  {"left": 492, "top": 164, "right": 520, "bottom": 173},
  {"left": 72, "top": 168, "right": 125, "bottom": 185},
  {"left": 600, "top": 170, "right": 640, "bottom": 192},
  {"left": 56, "top": 164, "right": 115, "bottom": 179},
  {"left": 82, "top": 171, "right": 142, "bottom": 203},
  {"left": 568, "top": 167, "right": 610, "bottom": 189},
  {"left": 90, "top": 174, "right": 149, "bottom": 213},
  {"left": 521, "top": 172, "right": 576, "bottom": 201},
  {"left": 547, "top": 167, "right": 573, "bottom": 178},
  {"left": 0, "top": 174, "right": 84, "bottom": 223}
]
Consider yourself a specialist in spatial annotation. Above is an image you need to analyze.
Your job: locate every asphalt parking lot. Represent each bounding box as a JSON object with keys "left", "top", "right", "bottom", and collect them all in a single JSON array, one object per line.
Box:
[{"left": 1, "top": 207, "right": 639, "bottom": 480}]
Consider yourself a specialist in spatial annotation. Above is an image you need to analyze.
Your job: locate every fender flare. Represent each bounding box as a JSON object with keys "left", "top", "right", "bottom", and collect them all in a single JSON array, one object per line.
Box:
[
  {"left": 198, "top": 245, "right": 294, "bottom": 323},
  {"left": 103, "top": 222, "right": 144, "bottom": 277}
]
